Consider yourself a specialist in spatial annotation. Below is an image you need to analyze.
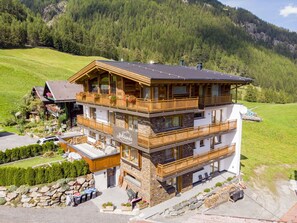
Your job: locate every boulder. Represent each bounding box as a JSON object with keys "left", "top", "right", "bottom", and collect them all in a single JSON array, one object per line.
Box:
[
  {"left": 16, "top": 186, "right": 29, "bottom": 194},
  {"left": 77, "top": 177, "right": 86, "bottom": 185},
  {"left": 39, "top": 186, "right": 50, "bottom": 193},
  {"left": 81, "top": 182, "right": 89, "bottom": 189},
  {"left": 29, "top": 187, "right": 39, "bottom": 193},
  {"left": 45, "top": 189, "right": 57, "bottom": 197},
  {"left": 0, "top": 186, "right": 7, "bottom": 191},
  {"left": 0, "top": 191, "right": 7, "bottom": 198},
  {"left": 189, "top": 197, "right": 198, "bottom": 204},
  {"left": 30, "top": 192, "right": 42, "bottom": 198},
  {"left": 67, "top": 181, "right": 76, "bottom": 186},
  {"left": 52, "top": 183, "right": 61, "bottom": 190},
  {"left": 5, "top": 192, "right": 18, "bottom": 201},
  {"left": 173, "top": 204, "right": 183, "bottom": 211},
  {"left": 21, "top": 196, "right": 32, "bottom": 203},
  {"left": 86, "top": 174, "right": 93, "bottom": 181},
  {"left": 89, "top": 179, "right": 95, "bottom": 186},
  {"left": 189, "top": 204, "right": 196, "bottom": 210}
]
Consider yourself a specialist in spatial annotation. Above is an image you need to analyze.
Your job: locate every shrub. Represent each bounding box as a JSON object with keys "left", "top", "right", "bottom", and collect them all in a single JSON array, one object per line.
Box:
[
  {"left": 57, "top": 148, "right": 64, "bottom": 155},
  {"left": 0, "top": 160, "right": 89, "bottom": 186},
  {"left": 0, "top": 151, "right": 5, "bottom": 164},
  {"left": 0, "top": 197, "right": 6, "bottom": 205},
  {"left": 43, "top": 151, "right": 55, "bottom": 158},
  {"left": 204, "top": 188, "right": 210, "bottom": 193},
  {"left": 215, "top": 182, "right": 222, "bottom": 187},
  {"left": 102, "top": 202, "right": 113, "bottom": 208},
  {"left": 121, "top": 202, "right": 132, "bottom": 207},
  {"left": 227, "top": 177, "right": 234, "bottom": 182}
]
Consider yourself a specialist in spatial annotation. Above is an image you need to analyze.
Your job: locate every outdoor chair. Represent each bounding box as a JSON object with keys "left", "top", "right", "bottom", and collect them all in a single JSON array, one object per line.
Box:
[
  {"left": 198, "top": 175, "right": 203, "bottom": 182},
  {"left": 205, "top": 172, "right": 211, "bottom": 181}
]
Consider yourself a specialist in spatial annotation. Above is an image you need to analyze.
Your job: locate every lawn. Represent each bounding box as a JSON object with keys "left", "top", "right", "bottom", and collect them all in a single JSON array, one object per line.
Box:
[
  {"left": 240, "top": 101, "right": 297, "bottom": 189},
  {"left": 0, "top": 48, "right": 104, "bottom": 122},
  {"left": 0, "top": 154, "right": 64, "bottom": 168}
]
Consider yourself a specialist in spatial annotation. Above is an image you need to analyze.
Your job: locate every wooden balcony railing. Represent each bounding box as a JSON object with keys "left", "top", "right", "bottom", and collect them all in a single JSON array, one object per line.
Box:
[
  {"left": 77, "top": 115, "right": 113, "bottom": 135},
  {"left": 138, "top": 120, "right": 237, "bottom": 149},
  {"left": 76, "top": 92, "right": 199, "bottom": 113},
  {"left": 156, "top": 144, "right": 236, "bottom": 180},
  {"left": 199, "top": 95, "right": 232, "bottom": 107}
]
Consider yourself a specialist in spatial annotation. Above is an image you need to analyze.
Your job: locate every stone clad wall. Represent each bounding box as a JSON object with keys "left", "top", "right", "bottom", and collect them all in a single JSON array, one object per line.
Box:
[{"left": 0, "top": 174, "right": 94, "bottom": 208}]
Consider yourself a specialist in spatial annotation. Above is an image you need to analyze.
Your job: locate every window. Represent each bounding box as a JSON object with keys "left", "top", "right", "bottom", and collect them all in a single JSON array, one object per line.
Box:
[
  {"left": 89, "top": 77, "right": 98, "bottom": 93},
  {"left": 100, "top": 74, "right": 109, "bottom": 94},
  {"left": 110, "top": 75, "right": 117, "bottom": 94},
  {"left": 164, "top": 115, "right": 181, "bottom": 129},
  {"left": 200, "top": 140, "right": 205, "bottom": 147},
  {"left": 173, "top": 86, "right": 187, "bottom": 95},
  {"left": 90, "top": 107, "right": 96, "bottom": 119},
  {"left": 128, "top": 116, "right": 138, "bottom": 132},
  {"left": 194, "top": 112, "right": 204, "bottom": 119},
  {"left": 89, "top": 131, "right": 96, "bottom": 139},
  {"left": 143, "top": 87, "right": 150, "bottom": 100},
  {"left": 214, "top": 135, "right": 222, "bottom": 145},
  {"left": 122, "top": 145, "right": 139, "bottom": 166},
  {"left": 164, "top": 148, "right": 174, "bottom": 161}
]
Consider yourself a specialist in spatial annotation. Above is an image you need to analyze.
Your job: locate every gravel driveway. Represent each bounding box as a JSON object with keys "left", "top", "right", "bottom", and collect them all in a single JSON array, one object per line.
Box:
[
  {"left": 0, "top": 132, "right": 37, "bottom": 151},
  {"left": 0, "top": 201, "right": 131, "bottom": 223}
]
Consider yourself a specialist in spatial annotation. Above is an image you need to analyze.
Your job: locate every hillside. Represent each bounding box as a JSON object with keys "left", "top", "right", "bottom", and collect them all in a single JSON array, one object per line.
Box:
[
  {"left": 1, "top": 0, "right": 297, "bottom": 102},
  {"left": 241, "top": 101, "right": 297, "bottom": 189},
  {"left": 0, "top": 48, "right": 102, "bottom": 121}
]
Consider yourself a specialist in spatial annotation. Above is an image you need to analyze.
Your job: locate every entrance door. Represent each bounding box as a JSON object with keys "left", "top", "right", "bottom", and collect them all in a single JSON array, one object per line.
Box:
[{"left": 107, "top": 168, "right": 116, "bottom": 187}]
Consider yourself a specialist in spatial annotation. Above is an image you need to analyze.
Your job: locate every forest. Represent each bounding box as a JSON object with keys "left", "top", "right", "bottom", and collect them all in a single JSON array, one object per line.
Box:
[{"left": 0, "top": 0, "right": 297, "bottom": 103}]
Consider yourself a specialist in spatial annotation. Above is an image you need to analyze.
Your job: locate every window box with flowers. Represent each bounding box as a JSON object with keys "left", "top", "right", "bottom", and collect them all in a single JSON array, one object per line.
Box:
[
  {"left": 102, "top": 202, "right": 114, "bottom": 212},
  {"left": 127, "top": 95, "right": 137, "bottom": 106},
  {"left": 136, "top": 200, "right": 149, "bottom": 210},
  {"left": 121, "top": 202, "right": 132, "bottom": 211},
  {"left": 109, "top": 95, "right": 117, "bottom": 106}
]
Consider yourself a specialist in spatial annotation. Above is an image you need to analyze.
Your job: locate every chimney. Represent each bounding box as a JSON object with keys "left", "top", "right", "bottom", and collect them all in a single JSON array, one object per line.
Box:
[
  {"left": 196, "top": 62, "right": 203, "bottom": 70},
  {"left": 179, "top": 59, "right": 185, "bottom": 66}
]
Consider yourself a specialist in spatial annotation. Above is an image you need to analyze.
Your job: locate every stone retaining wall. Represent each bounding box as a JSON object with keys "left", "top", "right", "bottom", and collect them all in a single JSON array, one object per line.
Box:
[{"left": 0, "top": 174, "right": 95, "bottom": 208}]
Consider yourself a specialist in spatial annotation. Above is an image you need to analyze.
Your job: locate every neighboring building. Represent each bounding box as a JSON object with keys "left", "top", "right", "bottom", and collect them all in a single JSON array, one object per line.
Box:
[
  {"left": 32, "top": 81, "right": 83, "bottom": 127},
  {"left": 67, "top": 60, "right": 252, "bottom": 206}
]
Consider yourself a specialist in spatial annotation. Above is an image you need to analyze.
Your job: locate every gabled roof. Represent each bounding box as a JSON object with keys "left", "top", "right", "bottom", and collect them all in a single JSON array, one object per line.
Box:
[
  {"left": 44, "top": 80, "right": 83, "bottom": 102},
  {"left": 68, "top": 60, "right": 252, "bottom": 85},
  {"left": 32, "top": 86, "right": 48, "bottom": 102}
]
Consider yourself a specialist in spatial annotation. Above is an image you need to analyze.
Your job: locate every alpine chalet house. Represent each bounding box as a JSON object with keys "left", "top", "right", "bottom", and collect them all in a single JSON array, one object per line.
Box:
[{"left": 67, "top": 60, "right": 251, "bottom": 206}]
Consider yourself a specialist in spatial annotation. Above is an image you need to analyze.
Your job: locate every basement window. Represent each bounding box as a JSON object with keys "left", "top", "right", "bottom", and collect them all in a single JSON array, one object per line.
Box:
[{"left": 194, "top": 112, "right": 204, "bottom": 119}]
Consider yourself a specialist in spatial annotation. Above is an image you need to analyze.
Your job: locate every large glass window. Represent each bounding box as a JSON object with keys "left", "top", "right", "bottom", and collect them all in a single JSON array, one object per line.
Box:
[
  {"left": 100, "top": 74, "right": 109, "bottom": 94},
  {"left": 143, "top": 87, "right": 151, "bottom": 100},
  {"left": 165, "top": 115, "right": 181, "bottom": 129},
  {"left": 128, "top": 116, "right": 138, "bottom": 132},
  {"left": 165, "top": 148, "right": 174, "bottom": 161},
  {"left": 121, "top": 145, "right": 139, "bottom": 166},
  {"left": 89, "top": 77, "right": 98, "bottom": 93},
  {"left": 90, "top": 107, "right": 96, "bottom": 119},
  {"left": 110, "top": 75, "right": 117, "bottom": 94}
]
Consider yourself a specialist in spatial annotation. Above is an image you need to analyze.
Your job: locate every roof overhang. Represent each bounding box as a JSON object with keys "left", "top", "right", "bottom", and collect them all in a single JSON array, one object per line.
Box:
[{"left": 68, "top": 61, "right": 152, "bottom": 86}]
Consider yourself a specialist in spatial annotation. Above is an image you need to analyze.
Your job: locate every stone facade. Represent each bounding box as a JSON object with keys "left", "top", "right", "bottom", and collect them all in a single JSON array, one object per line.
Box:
[{"left": 0, "top": 174, "right": 94, "bottom": 208}]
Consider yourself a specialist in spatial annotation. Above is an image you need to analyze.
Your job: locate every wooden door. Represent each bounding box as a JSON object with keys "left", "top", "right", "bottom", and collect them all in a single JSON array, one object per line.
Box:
[{"left": 177, "top": 176, "right": 182, "bottom": 193}]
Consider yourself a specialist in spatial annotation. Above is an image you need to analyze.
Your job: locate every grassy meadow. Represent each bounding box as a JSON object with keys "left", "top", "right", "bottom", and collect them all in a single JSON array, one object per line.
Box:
[
  {"left": 0, "top": 48, "right": 103, "bottom": 122},
  {"left": 240, "top": 101, "right": 297, "bottom": 189}
]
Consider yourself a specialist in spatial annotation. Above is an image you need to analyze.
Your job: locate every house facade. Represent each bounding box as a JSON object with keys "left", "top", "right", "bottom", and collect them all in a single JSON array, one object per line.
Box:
[{"left": 67, "top": 60, "right": 251, "bottom": 206}]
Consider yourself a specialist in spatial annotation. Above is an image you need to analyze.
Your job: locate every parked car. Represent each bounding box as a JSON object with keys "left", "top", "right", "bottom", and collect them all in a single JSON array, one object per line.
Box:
[{"left": 37, "top": 136, "right": 60, "bottom": 145}]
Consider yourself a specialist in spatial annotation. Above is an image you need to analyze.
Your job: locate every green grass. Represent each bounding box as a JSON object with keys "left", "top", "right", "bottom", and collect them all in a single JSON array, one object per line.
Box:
[
  {"left": 240, "top": 101, "right": 297, "bottom": 189},
  {"left": 0, "top": 48, "right": 104, "bottom": 122},
  {"left": 0, "top": 154, "right": 64, "bottom": 168}
]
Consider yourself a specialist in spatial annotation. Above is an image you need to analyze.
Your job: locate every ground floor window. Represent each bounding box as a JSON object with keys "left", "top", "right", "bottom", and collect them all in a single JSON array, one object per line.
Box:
[{"left": 121, "top": 145, "right": 139, "bottom": 166}]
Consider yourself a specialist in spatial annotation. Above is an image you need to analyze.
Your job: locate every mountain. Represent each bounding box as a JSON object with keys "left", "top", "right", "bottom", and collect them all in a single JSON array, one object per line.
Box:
[{"left": 1, "top": 0, "right": 297, "bottom": 102}]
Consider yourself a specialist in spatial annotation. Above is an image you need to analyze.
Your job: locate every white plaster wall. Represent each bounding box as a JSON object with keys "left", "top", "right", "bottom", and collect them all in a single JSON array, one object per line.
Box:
[
  {"left": 192, "top": 164, "right": 211, "bottom": 183},
  {"left": 84, "top": 105, "right": 90, "bottom": 118},
  {"left": 94, "top": 170, "right": 108, "bottom": 191},
  {"left": 194, "top": 139, "right": 210, "bottom": 155},
  {"left": 219, "top": 104, "right": 244, "bottom": 175},
  {"left": 115, "top": 166, "right": 120, "bottom": 186},
  {"left": 95, "top": 108, "right": 108, "bottom": 123}
]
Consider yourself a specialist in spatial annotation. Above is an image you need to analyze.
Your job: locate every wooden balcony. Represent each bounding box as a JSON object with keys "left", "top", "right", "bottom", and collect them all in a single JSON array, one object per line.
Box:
[
  {"left": 199, "top": 95, "right": 232, "bottom": 108},
  {"left": 77, "top": 115, "right": 113, "bottom": 135},
  {"left": 76, "top": 92, "right": 199, "bottom": 113},
  {"left": 138, "top": 120, "right": 237, "bottom": 149},
  {"left": 156, "top": 144, "right": 236, "bottom": 180}
]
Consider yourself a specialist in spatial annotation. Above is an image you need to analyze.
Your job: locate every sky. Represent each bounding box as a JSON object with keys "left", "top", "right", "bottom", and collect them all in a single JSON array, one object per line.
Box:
[{"left": 219, "top": 0, "right": 297, "bottom": 32}]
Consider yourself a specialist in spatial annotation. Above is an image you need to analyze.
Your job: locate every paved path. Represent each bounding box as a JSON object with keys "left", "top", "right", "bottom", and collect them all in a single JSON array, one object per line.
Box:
[
  {"left": 0, "top": 132, "right": 36, "bottom": 151},
  {"left": 0, "top": 201, "right": 131, "bottom": 223}
]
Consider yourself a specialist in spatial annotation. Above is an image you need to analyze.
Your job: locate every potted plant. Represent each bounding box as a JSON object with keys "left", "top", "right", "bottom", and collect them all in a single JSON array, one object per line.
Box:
[
  {"left": 109, "top": 95, "right": 117, "bottom": 105},
  {"left": 102, "top": 202, "right": 114, "bottom": 211},
  {"left": 136, "top": 200, "right": 149, "bottom": 210},
  {"left": 127, "top": 95, "right": 137, "bottom": 105},
  {"left": 121, "top": 202, "right": 132, "bottom": 211}
]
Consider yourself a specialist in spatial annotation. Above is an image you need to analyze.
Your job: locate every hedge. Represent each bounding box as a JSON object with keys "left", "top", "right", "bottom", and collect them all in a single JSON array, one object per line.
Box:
[
  {"left": 0, "top": 160, "right": 89, "bottom": 186},
  {"left": 0, "top": 142, "right": 58, "bottom": 165}
]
